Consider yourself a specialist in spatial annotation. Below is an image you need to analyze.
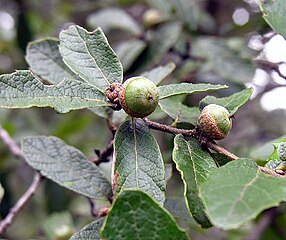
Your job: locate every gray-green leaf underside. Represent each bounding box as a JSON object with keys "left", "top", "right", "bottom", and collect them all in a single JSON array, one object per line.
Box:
[
  {"left": 173, "top": 135, "right": 216, "bottom": 228},
  {"left": 158, "top": 83, "right": 227, "bottom": 99},
  {"left": 22, "top": 136, "right": 112, "bottom": 201},
  {"left": 59, "top": 25, "right": 123, "bottom": 92},
  {"left": 114, "top": 119, "right": 165, "bottom": 205},
  {"left": 0, "top": 70, "right": 108, "bottom": 113},
  {"left": 25, "top": 38, "right": 82, "bottom": 84},
  {"left": 199, "top": 88, "right": 253, "bottom": 115},
  {"left": 201, "top": 158, "right": 286, "bottom": 229},
  {"left": 141, "top": 62, "right": 176, "bottom": 86},
  {"left": 101, "top": 190, "right": 190, "bottom": 240},
  {"left": 70, "top": 218, "right": 105, "bottom": 240},
  {"left": 260, "top": 0, "right": 286, "bottom": 39}
]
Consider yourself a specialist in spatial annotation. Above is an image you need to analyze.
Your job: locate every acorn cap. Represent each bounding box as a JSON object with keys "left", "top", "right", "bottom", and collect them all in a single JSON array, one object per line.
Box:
[
  {"left": 197, "top": 104, "right": 232, "bottom": 140},
  {"left": 119, "top": 76, "right": 159, "bottom": 118}
]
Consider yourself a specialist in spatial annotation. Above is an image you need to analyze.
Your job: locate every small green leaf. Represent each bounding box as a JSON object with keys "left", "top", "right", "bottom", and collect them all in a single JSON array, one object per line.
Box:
[
  {"left": 114, "top": 119, "right": 165, "bottom": 204},
  {"left": 159, "top": 98, "right": 200, "bottom": 125},
  {"left": 59, "top": 25, "right": 123, "bottom": 92},
  {"left": 101, "top": 190, "right": 190, "bottom": 240},
  {"left": 260, "top": 0, "right": 286, "bottom": 38},
  {"left": 115, "top": 39, "right": 146, "bottom": 72},
  {"left": 201, "top": 158, "right": 286, "bottom": 229},
  {"left": 0, "top": 182, "right": 4, "bottom": 203},
  {"left": 87, "top": 8, "right": 141, "bottom": 36},
  {"left": 173, "top": 135, "right": 216, "bottom": 228},
  {"left": 141, "top": 62, "right": 176, "bottom": 85},
  {"left": 70, "top": 218, "right": 105, "bottom": 240},
  {"left": 22, "top": 136, "right": 112, "bottom": 201},
  {"left": 0, "top": 71, "right": 108, "bottom": 113},
  {"left": 158, "top": 83, "right": 227, "bottom": 99},
  {"left": 25, "top": 38, "right": 81, "bottom": 84},
  {"left": 199, "top": 88, "right": 253, "bottom": 115}
]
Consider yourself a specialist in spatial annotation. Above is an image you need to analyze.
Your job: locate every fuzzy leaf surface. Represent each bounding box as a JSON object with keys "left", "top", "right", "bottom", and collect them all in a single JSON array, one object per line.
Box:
[
  {"left": 0, "top": 71, "right": 108, "bottom": 113},
  {"left": 22, "top": 136, "right": 112, "bottom": 201},
  {"left": 173, "top": 135, "right": 216, "bottom": 227},
  {"left": 260, "top": 0, "right": 286, "bottom": 38},
  {"left": 159, "top": 98, "right": 200, "bottom": 125},
  {"left": 199, "top": 88, "right": 253, "bottom": 115},
  {"left": 59, "top": 25, "right": 123, "bottom": 91},
  {"left": 70, "top": 218, "right": 104, "bottom": 240},
  {"left": 142, "top": 62, "right": 176, "bottom": 85},
  {"left": 101, "top": 190, "right": 190, "bottom": 240},
  {"left": 25, "top": 38, "right": 81, "bottom": 84},
  {"left": 158, "top": 83, "right": 227, "bottom": 99},
  {"left": 114, "top": 119, "right": 165, "bottom": 204},
  {"left": 201, "top": 159, "right": 286, "bottom": 229}
]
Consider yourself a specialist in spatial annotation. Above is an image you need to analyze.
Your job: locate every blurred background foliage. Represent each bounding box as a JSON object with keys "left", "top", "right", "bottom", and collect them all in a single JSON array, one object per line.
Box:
[{"left": 1, "top": 0, "right": 286, "bottom": 239}]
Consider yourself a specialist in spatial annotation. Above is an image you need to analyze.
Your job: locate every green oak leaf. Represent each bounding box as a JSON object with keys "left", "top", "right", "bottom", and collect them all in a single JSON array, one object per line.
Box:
[
  {"left": 173, "top": 135, "right": 216, "bottom": 228},
  {"left": 0, "top": 70, "right": 108, "bottom": 113},
  {"left": 114, "top": 119, "right": 165, "bottom": 205},
  {"left": 59, "top": 25, "right": 123, "bottom": 92},
  {"left": 70, "top": 218, "right": 105, "bottom": 240},
  {"left": 260, "top": 0, "right": 286, "bottom": 38},
  {"left": 22, "top": 136, "right": 112, "bottom": 201},
  {"left": 199, "top": 88, "right": 253, "bottom": 115},
  {"left": 201, "top": 158, "right": 286, "bottom": 229},
  {"left": 101, "top": 190, "right": 190, "bottom": 240},
  {"left": 158, "top": 83, "right": 227, "bottom": 99},
  {"left": 159, "top": 98, "right": 200, "bottom": 125},
  {"left": 141, "top": 62, "right": 176, "bottom": 86},
  {"left": 25, "top": 38, "right": 82, "bottom": 84}
]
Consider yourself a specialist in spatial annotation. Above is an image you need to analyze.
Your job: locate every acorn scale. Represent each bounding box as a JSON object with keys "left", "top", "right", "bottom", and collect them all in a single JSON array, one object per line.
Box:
[
  {"left": 197, "top": 104, "right": 232, "bottom": 140},
  {"left": 119, "top": 76, "right": 159, "bottom": 118}
]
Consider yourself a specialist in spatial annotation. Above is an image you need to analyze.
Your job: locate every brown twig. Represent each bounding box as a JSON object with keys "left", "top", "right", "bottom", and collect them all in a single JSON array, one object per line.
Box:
[
  {"left": 143, "top": 118, "right": 286, "bottom": 179},
  {"left": 0, "top": 173, "right": 42, "bottom": 235},
  {"left": 0, "top": 125, "right": 25, "bottom": 161},
  {"left": 93, "top": 140, "right": 114, "bottom": 165},
  {"left": 0, "top": 126, "right": 43, "bottom": 235}
]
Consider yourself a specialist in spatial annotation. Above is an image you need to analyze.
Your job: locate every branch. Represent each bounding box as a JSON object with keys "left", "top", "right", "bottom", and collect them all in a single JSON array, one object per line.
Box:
[
  {"left": 0, "top": 126, "right": 43, "bottom": 235},
  {"left": 0, "top": 173, "right": 42, "bottom": 235},
  {"left": 93, "top": 140, "right": 114, "bottom": 165},
  {"left": 0, "top": 125, "right": 25, "bottom": 161},
  {"left": 143, "top": 118, "right": 286, "bottom": 179}
]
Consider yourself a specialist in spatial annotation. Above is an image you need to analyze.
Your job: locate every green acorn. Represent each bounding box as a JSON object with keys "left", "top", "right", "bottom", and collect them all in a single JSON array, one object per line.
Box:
[
  {"left": 197, "top": 104, "right": 232, "bottom": 140},
  {"left": 119, "top": 76, "right": 159, "bottom": 118}
]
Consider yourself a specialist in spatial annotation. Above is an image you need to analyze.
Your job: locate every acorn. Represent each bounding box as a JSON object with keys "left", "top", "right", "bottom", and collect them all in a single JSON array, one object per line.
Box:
[
  {"left": 278, "top": 142, "right": 286, "bottom": 161},
  {"left": 197, "top": 104, "right": 232, "bottom": 140},
  {"left": 119, "top": 76, "right": 159, "bottom": 118}
]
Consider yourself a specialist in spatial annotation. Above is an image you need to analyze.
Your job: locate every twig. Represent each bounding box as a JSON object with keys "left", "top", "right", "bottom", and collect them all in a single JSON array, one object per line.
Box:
[
  {"left": 143, "top": 118, "right": 286, "bottom": 179},
  {"left": 0, "top": 125, "right": 25, "bottom": 161},
  {"left": 254, "top": 59, "right": 286, "bottom": 81},
  {"left": 87, "top": 198, "right": 98, "bottom": 218},
  {"left": 0, "top": 173, "right": 42, "bottom": 235},
  {"left": 93, "top": 140, "right": 114, "bottom": 165}
]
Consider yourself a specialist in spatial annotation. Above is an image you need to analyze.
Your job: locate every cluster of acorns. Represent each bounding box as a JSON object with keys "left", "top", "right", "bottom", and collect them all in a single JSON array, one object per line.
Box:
[{"left": 106, "top": 76, "right": 233, "bottom": 141}]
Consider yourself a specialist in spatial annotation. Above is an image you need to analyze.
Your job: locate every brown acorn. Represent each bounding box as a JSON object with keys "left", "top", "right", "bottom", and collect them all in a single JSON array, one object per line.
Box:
[
  {"left": 197, "top": 104, "right": 232, "bottom": 140},
  {"left": 119, "top": 76, "right": 159, "bottom": 118}
]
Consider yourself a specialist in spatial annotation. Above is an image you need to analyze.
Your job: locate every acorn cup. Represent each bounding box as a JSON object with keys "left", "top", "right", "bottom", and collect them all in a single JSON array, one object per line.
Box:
[{"left": 197, "top": 104, "right": 232, "bottom": 140}]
